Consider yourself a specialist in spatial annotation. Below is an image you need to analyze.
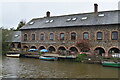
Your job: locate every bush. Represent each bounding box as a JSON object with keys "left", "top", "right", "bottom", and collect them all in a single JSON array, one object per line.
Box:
[{"left": 75, "top": 54, "right": 87, "bottom": 62}]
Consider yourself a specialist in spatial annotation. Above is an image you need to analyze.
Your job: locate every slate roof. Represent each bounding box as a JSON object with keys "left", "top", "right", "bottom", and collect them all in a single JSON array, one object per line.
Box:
[
  {"left": 6, "top": 31, "right": 21, "bottom": 42},
  {"left": 20, "top": 10, "right": 120, "bottom": 30}
]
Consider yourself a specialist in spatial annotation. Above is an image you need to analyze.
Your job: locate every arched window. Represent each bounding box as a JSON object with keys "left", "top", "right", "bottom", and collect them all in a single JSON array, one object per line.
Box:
[
  {"left": 60, "top": 33, "right": 64, "bottom": 40},
  {"left": 32, "top": 34, "right": 35, "bottom": 40},
  {"left": 50, "top": 33, "right": 54, "bottom": 40},
  {"left": 24, "top": 34, "right": 27, "bottom": 41},
  {"left": 40, "top": 33, "right": 44, "bottom": 40},
  {"left": 71, "top": 32, "right": 76, "bottom": 40},
  {"left": 83, "top": 32, "right": 89, "bottom": 40},
  {"left": 111, "top": 31, "right": 118, "bottom": 40},
  {"left": 97, "top": 32, "right": 102, "bottom": 40}
]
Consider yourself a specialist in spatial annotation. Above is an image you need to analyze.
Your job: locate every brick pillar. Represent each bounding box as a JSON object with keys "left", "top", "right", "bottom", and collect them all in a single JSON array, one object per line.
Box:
[
  {"left": 14, "top": 43, "right": 18, "bottom": 48},
  {"left": 105, "top": 52, "right": 109, "bottom": 58}
]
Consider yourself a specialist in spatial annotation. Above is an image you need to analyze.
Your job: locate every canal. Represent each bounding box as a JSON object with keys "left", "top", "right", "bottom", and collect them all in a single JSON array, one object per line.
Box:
[{"left": 2, "top": 56, "right": 119, "bottom": 78}]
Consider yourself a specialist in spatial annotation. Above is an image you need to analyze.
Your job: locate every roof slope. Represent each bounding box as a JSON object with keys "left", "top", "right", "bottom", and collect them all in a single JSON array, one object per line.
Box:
[
  {"left": 6, "top": 31, "right": 21, "bottom": 42},
  {"left": 20, "top": 10, "right": 120, "bottom": 30}
]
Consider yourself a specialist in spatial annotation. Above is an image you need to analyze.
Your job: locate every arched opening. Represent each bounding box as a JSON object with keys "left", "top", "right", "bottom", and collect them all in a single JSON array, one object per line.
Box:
[
  {"left": 58, "top": 46, "right": 66, "bottom": 51},
  {"left": 10, "top": 43, "right": 15, "bottom": 48},
  {"left": 30, "top": 46, "right": 37, "bottom": 49},
  {"left": 94, "top": 47, "right": 105, "bottom": 56},
  {"left": 48, "top": 46, "right": 56, "bottom": 52},
  {"left": 17, "top": 43, "right": 21, "bottom": 48},
  {"left": 108, "top": 48, "right": 119, "bottom": 54},
  {"left": 39, "top": 46, "right": 45, "bottom": 50},
  {"left": 69, "top": 47, "right": 78, "bottom": 52},
  {"left": 81, "top": 47, "right": 90, "bottom": 52},
  {"left": 23, "top": 46, "right": 29, "bottom": 52}
]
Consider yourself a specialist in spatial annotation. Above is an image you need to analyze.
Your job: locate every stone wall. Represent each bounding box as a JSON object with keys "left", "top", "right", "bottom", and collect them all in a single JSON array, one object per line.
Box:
[{"left": 21, "top": 24, "right": 120, "bottom": 54}]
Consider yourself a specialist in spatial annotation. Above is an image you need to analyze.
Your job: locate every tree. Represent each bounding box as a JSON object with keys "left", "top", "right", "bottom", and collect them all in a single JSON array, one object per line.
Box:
[
  {"left": 16, "top": 20, "right": 26, "bottom": 31},
  {"left": 76, "top": 40, "right": 92, "bottom": 52},
  {"left": 1, "top": 27, "right": 13, "bottom": 54}
]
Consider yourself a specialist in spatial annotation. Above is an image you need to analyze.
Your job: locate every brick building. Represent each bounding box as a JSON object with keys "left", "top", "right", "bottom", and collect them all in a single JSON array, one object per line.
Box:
[{"left": 20, "top": 4, "right": 120, "bottom": 56}]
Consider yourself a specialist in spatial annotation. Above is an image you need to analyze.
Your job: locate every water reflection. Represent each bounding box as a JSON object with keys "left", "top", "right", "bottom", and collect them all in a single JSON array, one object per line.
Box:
[{"left": 2, "top": 57, "right": 119, "bottom": 78}]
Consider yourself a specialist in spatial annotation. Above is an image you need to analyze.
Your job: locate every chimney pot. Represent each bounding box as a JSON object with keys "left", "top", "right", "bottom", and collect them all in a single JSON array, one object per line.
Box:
[
  {"left": 46, "top": 11, "right": 50, "bottom": 17},
  {"left": 94, "top": 3, "right": 98, "bottom": 14}
]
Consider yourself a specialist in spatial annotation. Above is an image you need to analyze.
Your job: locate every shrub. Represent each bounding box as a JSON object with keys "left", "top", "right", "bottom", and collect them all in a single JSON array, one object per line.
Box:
[{"left": 75, "top": 54, "right": 87, "bottom": 62}]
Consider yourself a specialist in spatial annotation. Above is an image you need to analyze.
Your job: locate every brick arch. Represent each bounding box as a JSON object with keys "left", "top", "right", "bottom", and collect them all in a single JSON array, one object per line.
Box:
[
  {"left": 38, "top": 45, "right": 46, "bottom": 50},
  {"left": 30, "top": 45, "right": 37, "bottom": 49},
  {"left": 108, "top": 46, "right": 120, "bottom": 54},
  {"left": 22, "top": 45, "right": 29, "bottom": 48},
  {"left": 94, "top": 47, "right": 106, "bottom": 56},
  {"left": 58, "top": 45, "right": 67, "bottom": 51},
  {"left": 68, "top": 46, "right": 80, "bottom": 52},
  {"left": 23, "top": 45, "right": 29, "bottom": 51},
  {"left": 11, "top": 43, "right": 15, "bottom": 48},
  {"left": 47, "top": 45, "right": 56, "bottom": 52}
]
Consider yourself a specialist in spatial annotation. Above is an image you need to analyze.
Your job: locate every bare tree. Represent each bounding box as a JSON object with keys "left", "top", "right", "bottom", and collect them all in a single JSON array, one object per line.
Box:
[{"left": 76, "top": 40, "right": 92, "bottom": 52}]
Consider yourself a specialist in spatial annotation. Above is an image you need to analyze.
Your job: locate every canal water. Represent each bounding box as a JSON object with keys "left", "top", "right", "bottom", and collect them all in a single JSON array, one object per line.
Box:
[{"left": 2, "top": 56, "right": 120, "bottom": 78}]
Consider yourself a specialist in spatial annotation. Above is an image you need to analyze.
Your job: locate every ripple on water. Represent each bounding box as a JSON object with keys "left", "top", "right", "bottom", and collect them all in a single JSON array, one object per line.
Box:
[{"left": 2, "top": 57, "right": 119, "bottom": 78}]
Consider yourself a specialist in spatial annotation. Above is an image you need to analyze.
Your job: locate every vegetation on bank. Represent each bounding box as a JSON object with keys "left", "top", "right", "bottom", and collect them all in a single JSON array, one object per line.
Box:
[
  {"left": 1, "top": 27, "right": 12, "bottom": 55},
  {"left": 75, "top": 54, "right": 87, "bottom": 62},
  {"left": 1, "top": 20, "right": 26, "bottom": 55}
]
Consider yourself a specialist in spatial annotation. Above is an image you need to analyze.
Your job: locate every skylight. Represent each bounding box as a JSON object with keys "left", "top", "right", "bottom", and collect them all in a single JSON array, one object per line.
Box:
[
  {"left": 98, "top": 14, "right": 105, "bottom": 17},
  {"left": 45, "top": 19, "right": 54, "bottom": 23},
  {"left": 72, "top": 18, "right": 77, "bottom": 21},
  {"left": 50, "top": 20, "right": 54, "bottom": 23},
  {"left": 66, "top": 18, "right": 71, "bottom": 22},
  {"left": 29, "top": 21, "right": 34, "bottom": 25},
  {"left": 45, "top": 20, "right": 49, "bottom": 23},
  {"left": 81, "top": 17, "right": 88, "bottom": 20}
]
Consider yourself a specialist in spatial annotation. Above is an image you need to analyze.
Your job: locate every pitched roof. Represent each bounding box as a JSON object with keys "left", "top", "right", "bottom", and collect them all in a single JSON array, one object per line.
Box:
[
  {"left": 6, "top": 31, "right": 21, "bottom": 42},
  {"left": 20, "top": 10, "right": 120, "bottom": 30}
]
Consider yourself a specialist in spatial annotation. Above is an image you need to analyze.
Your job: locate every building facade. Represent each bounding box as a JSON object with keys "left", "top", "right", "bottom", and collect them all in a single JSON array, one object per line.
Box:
[
  {"left": 20, "top": 4, "right": 120, "bottom": 55},
  {"left": 6, "top": 31, "right": 21, "bottom": 51}
]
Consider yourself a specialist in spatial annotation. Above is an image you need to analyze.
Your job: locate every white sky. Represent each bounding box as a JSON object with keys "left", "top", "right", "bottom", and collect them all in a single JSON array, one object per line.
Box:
[{"left": 0, "top": 0, "right": 120, "bottom": 29}]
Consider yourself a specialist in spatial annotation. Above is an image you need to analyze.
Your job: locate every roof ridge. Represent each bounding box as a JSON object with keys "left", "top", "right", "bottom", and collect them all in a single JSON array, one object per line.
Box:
[{"left": 31, "top": 10, "right": 120, "bottom": 20}]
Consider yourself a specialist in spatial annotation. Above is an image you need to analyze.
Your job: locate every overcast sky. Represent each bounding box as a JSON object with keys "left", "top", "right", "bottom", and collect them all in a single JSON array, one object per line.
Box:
[{"left": 0, "top": 0, "right": 120, "bottom": 29}]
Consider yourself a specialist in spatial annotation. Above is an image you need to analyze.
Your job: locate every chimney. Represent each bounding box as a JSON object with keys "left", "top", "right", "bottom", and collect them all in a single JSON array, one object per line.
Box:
[
  {"left": 94, "top": 3, "right": 98, "bottom": 14},
  {"left": 46, "top": 11, "right": 50, "bottom": 17}
]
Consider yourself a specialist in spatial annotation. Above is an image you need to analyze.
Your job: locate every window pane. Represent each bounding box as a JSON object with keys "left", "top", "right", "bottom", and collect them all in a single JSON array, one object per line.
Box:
[
  {"left": 71, "top": 32, "right": 76, "bottom": 40},
  {"left": 60, "top": 33, "right": 64, "bottom": 40},
  {"left": 112, "top": 32, "right": 118, "bottom": 40},
  {"left": 32, "top": 34, "right": 35, "bottom": 40},
  {"left": 24, "top": 34, "right": 27, "bottom": 41},
  {"left": 40, "top": 34, "right": 44, "bottom": 40},
  {"left": 50, "top": 33, "right": 54, "bottom": 40},
  {"left": 97, "top": 32, "right": 102, "bottom": 40},
  {"left": 83, "top": 32, "right": 88, "bottom": 40}
]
